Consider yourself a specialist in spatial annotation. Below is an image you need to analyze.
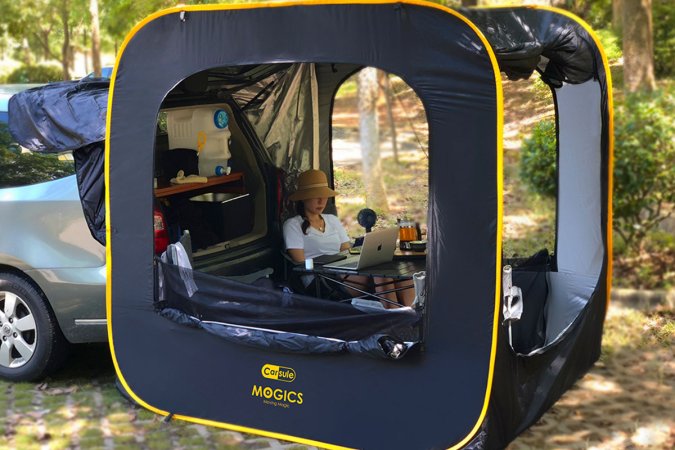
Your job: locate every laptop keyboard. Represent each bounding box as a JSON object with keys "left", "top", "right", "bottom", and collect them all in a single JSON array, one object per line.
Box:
[{"left": 325, "top": 255, "right": 360, "bottom": 269}]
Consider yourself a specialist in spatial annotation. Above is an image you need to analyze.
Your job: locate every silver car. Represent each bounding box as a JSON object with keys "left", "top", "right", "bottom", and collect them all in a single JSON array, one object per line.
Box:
[{"left": 0, "top": 85, "right": 106, "bottom": 381}]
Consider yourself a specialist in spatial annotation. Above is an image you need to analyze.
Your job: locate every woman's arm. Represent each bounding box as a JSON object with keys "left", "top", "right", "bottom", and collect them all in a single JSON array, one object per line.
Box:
[
  {"left": 287, "top": 248, "right": 305, "bottom": 263},
  {"left": 283, "top": 218, "right": 305, "bottom": 263}
]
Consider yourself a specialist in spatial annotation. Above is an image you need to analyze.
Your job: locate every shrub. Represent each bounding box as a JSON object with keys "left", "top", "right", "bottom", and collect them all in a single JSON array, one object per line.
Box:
[
  {"left": 594, "top": 28, "right": 622, "bottom": 63},
  {"left": 613, "top": 90, "right": 674, "bottom": 251},
  {"left": 6, "top": 63, "right": 63, "bottom": 83},
  {"left": 519, "top": 91, "right": 674, "bottom": 254},
  {"left": 519, "top": 119, "right": 557, "bottom": 198},
  {"left": 531, "top": 76, "right": 553, "bottom": 101}
]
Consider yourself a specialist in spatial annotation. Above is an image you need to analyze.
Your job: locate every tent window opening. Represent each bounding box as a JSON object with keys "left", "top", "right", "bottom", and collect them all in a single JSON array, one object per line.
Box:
[
  {"left": 151, "top": 63, "right": 425, "bottom": 360},
  {"left": 332, "top": 68, "right": 429, "bottom": 242},
  {"left": 502, "top": 74, "right": 605, "bottom": 355},
  {"left": 330, "top": 67, "right": 429, "bottom": 313},
  {"left": 502, "top": 75, "right": 557, "bottom": 264}
]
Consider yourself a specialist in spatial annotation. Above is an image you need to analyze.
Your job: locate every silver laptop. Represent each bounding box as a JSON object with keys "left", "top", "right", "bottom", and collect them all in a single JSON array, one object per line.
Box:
[{"left": 323, "top": 227, "right": 398, "bottom": 271}]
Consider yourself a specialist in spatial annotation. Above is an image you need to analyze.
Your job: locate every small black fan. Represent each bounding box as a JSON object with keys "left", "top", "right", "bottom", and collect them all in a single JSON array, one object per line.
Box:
[{"left": 357, "top": 208, "right": 377, "bottom": 233}]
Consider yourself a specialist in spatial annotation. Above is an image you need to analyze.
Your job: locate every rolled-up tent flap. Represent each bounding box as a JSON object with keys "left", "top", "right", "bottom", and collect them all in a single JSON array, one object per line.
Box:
[
  {"left": 8, "top": 80, "right": 109, "bottom": 153},
  {"left": 462, "top": 8, "right": 596, "bottom": 86}
]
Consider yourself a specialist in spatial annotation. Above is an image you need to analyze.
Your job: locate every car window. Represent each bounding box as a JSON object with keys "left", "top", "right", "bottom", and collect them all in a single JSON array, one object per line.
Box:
[
  {"left": 0, "top": 86, "right": 76, "bottom": 189},
  {"left": 0, "top": 129, "right": 76, "bottom": 189}
]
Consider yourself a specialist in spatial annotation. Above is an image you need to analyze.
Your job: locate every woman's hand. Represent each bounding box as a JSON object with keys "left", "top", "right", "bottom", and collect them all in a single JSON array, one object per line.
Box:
[{"left": 340, "top": 242, "right": 351, "bottom": 252}]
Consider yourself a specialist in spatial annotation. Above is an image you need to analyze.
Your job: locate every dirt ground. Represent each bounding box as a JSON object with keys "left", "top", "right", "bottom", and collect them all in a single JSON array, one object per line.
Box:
[
  {"left": 507, "top": 301, "right": 674, "bottom": 450},
  {"left": 0, "top": 300, "right": 672, "bottom": 450}
]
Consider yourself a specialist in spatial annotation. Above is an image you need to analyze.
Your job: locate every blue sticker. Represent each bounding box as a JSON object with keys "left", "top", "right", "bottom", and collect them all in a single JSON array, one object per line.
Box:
[{"left": 213, "top": 109, "right": 229, "bottom": 129}]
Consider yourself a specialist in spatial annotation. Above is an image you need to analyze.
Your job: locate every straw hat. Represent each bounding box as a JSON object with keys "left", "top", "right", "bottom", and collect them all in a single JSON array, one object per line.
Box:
[{"left": 289, "top": 169, "right": 338, "bottom": 201}]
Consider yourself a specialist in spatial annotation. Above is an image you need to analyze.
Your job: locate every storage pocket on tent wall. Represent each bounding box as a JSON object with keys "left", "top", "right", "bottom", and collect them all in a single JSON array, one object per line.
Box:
[
  {"left": 155, "top": 261, "right": 422, "bottom": 359},
  {"left": 509, "top": 269, "right": 549, "bottom": 354},
  {"left": 503, "top": 249, "right": 551, "bottom": 354}
]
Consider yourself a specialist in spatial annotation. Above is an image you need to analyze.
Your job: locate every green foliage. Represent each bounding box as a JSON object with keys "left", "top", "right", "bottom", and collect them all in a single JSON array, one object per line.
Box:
[
  {"left": 594, "top": 28, "right": 622, "bottom": 63},
  {"left": 654, "top": 0, "right": 675, "bottom": 78},
  {"left": 0, "top": 147, "right": 75, "bottom": 189},
  {"left": 519, "top": 119, "right": 557, "bottom": 198},
  {"left": 0, "top": 0, "right": 89, "bottom": 64},
  {"left": 6, "top": 63, "right": 63, "bottom": 83},
  {"left": 0, "top": 123, "right": 12, "bottom": 149},
  {"left": 531, "top": 77, "right": 553, "bottom": 101},
  {"left": 518, "top": 91, "right": 674, "bottom": 256},
  {"left": 554, "top": 0, "right": 612, "bottom": 30},
  {"left": 613, "top": 90, "right": 674, "bottom": 251}
]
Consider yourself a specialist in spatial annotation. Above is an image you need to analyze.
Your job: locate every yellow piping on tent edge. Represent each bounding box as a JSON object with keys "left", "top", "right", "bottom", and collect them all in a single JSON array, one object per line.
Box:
[
  {"left": 104, "top": 1, "right": 502, "bottom": 449},
  {"left": 474, "top": 4, "right": 614, "bottom": 312}
]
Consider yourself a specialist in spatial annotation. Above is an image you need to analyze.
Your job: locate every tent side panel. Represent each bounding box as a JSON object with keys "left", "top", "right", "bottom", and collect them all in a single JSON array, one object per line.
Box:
[{"left": 463, "top": 7, "right": 612, "bottom": 448}]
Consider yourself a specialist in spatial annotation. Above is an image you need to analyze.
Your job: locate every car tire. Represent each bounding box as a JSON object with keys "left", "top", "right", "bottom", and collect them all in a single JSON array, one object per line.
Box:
[{"left": 0, "top": 273, "right": 70, "bottom": 381}]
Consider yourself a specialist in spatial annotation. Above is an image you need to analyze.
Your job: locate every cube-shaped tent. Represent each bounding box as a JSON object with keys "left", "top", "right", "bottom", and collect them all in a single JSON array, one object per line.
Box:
[{"left": 11, "top": 1, "right": 613, "bottom": 448}]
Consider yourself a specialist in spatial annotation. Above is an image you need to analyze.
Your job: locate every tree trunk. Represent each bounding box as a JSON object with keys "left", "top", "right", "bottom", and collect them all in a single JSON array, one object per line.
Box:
[
  {"left": 461, "top": 0, "right": 478, "bottom": 6},
  {"left": 83, "top": 29, "right": 89, "bottom": 74},
  {"left": 612, "top": 0, "right": 623, "bottom": 34},
  {"left": 622, "top": 0, "right": 656, "bottom": 92},
  {"left": 21, "top": 38, "right": 33, "bottom": 66},
  {"left": 90, "top": 0, "right": 102, "bottom": 77},
  {"left": 357, "top": 68, "right": 389, "bottom": 212},
  {"left": 60, "top": 0, "right": 71, "bottom": 80},
  {"left": 378, "top": 71, "right": 399, "bottom": 165},
  {"left": 37, "top": 30, "right": 53, "bottom": 61}
]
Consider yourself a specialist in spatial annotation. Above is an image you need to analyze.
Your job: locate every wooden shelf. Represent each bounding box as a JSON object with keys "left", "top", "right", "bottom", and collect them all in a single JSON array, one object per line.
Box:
[{"left": 154, "top": 172, "right": 245, "bottom": 198}]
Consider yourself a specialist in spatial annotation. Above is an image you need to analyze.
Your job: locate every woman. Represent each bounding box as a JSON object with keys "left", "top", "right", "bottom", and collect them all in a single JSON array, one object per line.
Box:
[
  {"left": 283, "top": 169, "right": 413, "bottom": 307},
  {"left": 283, "top": 169, "right": 350, "bottom": 263}
]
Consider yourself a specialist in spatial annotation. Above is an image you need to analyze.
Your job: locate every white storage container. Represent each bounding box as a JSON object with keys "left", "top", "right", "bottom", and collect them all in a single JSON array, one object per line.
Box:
[{"left": 167, "top": 107, "right": 232, "bottom": 176}]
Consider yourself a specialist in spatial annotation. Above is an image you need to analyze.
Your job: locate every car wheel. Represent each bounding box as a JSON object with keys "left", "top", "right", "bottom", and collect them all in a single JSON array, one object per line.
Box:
[{"left": 0, "top": 273, "right": 69, "bottom": 381}]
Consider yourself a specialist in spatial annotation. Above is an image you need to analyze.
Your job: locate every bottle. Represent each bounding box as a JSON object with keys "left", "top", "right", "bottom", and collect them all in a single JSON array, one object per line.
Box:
[
  {"left": 398, "top": 218, "right": 415, "bottom": 250},
  {"left": 167, "top": 107, "right": 232, "bottom": 177}
]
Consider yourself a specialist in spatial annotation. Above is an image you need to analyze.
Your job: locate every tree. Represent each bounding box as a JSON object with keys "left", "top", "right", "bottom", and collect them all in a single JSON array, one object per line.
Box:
[
  {"left": 357, "top": 68, "right": 389, "bottom": 212},
  {"left": 622, "top": 0, "right": 656, "bottom": 92},
  {"left": 90, "top": 0, "right": 102, "bottom": 76},
  {"left": 378, "top": 70, "right": 399, "bottom": 165},
  {"left": 0, "top": 0, "right": 59, "bottom": 64},
  {"left": 612, "top": 0, "right": 623, "bottom": 34},
  {"left": 60, "top": 0, "right": 72, "bottom": 80},
  {"left": 0, "top": 0, "right": 89, "bottom": 80},
  {"left": 101, "top": 0, "right": 175, "bottom": 48}
]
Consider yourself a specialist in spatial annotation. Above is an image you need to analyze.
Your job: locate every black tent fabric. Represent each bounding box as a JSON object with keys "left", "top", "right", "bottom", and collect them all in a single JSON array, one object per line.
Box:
[
  {"left": 8, "top": 80, "right": 109, "bottom": 152},
  {"left": 461, "top": 8, "right": 596, "bottom": 87},
  {"left": 159, "top": 261, "right": 420, "bottom": 344},
  {"left": 72, "top": 143, "right": 106, "bottom": 245}
]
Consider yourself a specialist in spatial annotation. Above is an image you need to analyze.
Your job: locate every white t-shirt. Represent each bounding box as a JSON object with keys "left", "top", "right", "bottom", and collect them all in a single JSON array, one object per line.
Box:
[{"left": 283, "top": 214, "right": 350, "bottom": 259}]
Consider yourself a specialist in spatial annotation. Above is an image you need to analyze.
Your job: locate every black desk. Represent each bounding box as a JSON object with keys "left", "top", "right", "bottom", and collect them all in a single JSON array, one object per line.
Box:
[{"left": 294, "top": 258, "right": 426, "bottom": 305}]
